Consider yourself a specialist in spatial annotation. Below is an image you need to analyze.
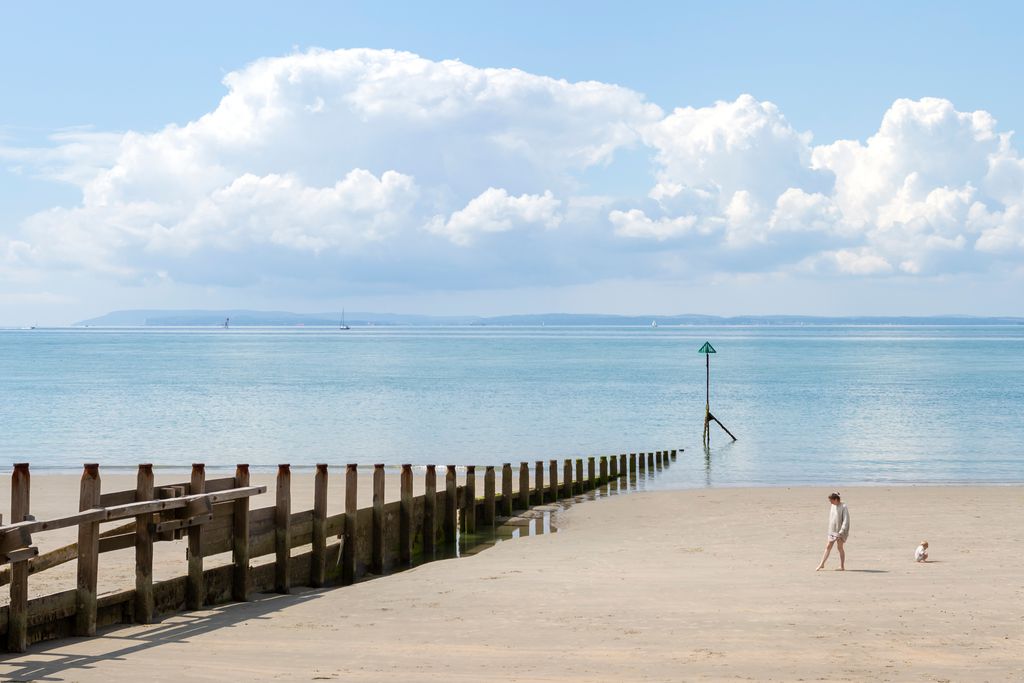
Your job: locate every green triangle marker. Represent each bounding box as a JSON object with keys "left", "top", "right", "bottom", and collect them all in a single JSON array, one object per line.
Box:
[{"left": 698, "top": 342, "right": 716, "bottom": 354}]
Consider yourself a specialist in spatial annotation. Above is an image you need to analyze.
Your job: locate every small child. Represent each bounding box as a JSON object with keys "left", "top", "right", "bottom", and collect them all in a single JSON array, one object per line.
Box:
[{"left": 915, "top": 540, "right": 929, "bottom": 562}]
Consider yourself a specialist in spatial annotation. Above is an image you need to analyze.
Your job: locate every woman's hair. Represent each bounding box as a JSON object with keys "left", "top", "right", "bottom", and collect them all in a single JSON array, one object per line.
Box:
[{"left": 828, "top": 492, "right": 841, "bottom": 501}]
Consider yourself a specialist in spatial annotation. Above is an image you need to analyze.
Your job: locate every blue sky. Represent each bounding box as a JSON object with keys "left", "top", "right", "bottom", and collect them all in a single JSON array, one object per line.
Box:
[{"left": 2, "top": 2, "right": 1023, "bottom": 324}]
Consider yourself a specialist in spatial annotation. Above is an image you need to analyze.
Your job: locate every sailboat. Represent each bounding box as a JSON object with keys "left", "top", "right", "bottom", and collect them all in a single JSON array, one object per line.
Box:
[
  {"left": 339, "top": 309, "right": 350, "bottom": 330},
  {"left": 651, "top": 320, "right": 658, "bottom": 328}
]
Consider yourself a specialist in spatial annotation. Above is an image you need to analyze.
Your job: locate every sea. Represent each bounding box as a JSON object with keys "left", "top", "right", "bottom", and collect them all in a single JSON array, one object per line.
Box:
[{"left": 1, "top": 325, "right": 1022, "bottom": 487}]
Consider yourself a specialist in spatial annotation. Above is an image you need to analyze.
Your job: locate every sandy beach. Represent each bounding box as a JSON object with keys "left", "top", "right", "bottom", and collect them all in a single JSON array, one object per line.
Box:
[{"left": 2, "top": 484, "right": 1021, "bottom": 681}]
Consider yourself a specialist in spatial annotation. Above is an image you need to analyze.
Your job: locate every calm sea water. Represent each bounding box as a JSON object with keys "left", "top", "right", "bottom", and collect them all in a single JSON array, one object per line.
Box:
[{"left": 1, "top": 326, "right": 1022, "bottom": 486}]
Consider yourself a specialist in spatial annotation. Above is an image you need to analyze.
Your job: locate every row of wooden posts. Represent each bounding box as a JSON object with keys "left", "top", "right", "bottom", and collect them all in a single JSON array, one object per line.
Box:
[{"left": 0, "top": 449, "right": 678, "bottom": 652}]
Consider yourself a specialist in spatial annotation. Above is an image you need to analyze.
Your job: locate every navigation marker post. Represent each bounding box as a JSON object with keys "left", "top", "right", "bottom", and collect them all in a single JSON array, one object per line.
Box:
[{"left": 699, "top": 342, "right": 737, "bottom": 446}]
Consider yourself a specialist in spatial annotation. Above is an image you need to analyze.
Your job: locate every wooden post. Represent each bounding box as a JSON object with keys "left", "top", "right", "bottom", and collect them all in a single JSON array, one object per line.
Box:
[
  {"left": 548, "top": 460, "right": 558, "bottom": 502},
  {"left": 399, "top": 464, "right": 413, "bottom": 566},
  {"left": 75, "top": 463, "right": 101, "bottom": 636},
  {"left": 372, "top": 464, "right": 385, "bottom": 574},
  {"left": 275, "top": 464, "right": 291, "bottom": 594},
  {"left": 534, "top": 461, "right": 544, "bottom": 505},
  {"left": 587, "top": 457, "right": 596, "bottom": 489},
  {"left": 501, "top": 463, "right": 513, "bottom": 517},
  {"left": 424, "top": 465, "right": 436, "bottom": 557},
  {"left": 518, "top": 462, "right": 530, "bottom": 509},
  {"left": 8, "top": 463, "right": 30, "bottom": 651},
  {"left": 648, "top": 452, "right": 655, "bottom": 469},
  {"left": 444, "top": 466, "right": 457, "bottom": 544},
  {"left": 483, "top": 466, "right": 496, "bottom": 524},
  {"left": 232, "top": 464, "right": 251, "bottom": 600},
  {"left": 629, "top": 453, "right": 637, "bottom": 473},
  {"left": 311, "top": 463, "right": 329, "bottom": 587},
  {"left": 671, "top": 448, "right": 678, "bottom": 460},
  {"left": 575, "top": 459, "right": 584, "bottom": 495},
  {"left": 342, "top": 464, "right": 357, "bottom": 585},
  {"left": 186, "top": 463, "right": 206, "bottom": 609},
  {"left": 134, "top": 463, "right": 155, "bottom": 624},
  {"left": 609, "top": 454, "right": 618, "bottom": 479},
  {"left": 638, "top": 452, "right": 646, "bottom": 474},
  {"left": 619, "top": 454, "right": 627, "bottom": 477},
  {"left": 464, "top": 465, "right": 476, "bottom": 535},
  {"left": 563, "top": 459, "right": 572, "bottom": 497},
  {"left": 599, "top": 456, "right": 608, "bottom": 484}
]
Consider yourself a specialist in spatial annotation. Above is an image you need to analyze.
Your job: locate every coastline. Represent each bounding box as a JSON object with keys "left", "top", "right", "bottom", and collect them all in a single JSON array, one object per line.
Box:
[{"left": 2, "top": 484, "right": 1021, "bottom": 681}]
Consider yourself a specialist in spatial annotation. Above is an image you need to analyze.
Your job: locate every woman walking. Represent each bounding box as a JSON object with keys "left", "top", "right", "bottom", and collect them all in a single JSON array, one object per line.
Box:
[{"left": 816, "top": 492, "right": 850, "bottom": 570}]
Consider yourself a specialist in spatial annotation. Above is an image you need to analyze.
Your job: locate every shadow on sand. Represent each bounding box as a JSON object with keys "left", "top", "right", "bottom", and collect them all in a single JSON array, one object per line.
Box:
[{"left": 0, "top": 589, "right": 325, "bottom": 681}]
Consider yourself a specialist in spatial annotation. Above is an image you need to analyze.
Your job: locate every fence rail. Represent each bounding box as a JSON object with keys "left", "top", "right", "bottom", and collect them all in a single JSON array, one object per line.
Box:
[{"left": 0, "top": 449, "right": 678, "bottom": 652}]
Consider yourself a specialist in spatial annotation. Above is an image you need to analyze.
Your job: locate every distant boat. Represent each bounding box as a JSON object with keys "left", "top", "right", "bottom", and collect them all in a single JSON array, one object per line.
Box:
[
  {"left": 651, "top": 320, "right": 658, "bottom": 328},
  {"left": 339, "top": 309, "right": 350, "bottom": 330}
]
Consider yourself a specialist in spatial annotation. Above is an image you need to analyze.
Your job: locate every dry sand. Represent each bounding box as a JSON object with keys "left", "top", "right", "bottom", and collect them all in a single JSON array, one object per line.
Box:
[{"left": 2, "top": 485, "right": 1022, "bottom": 681}]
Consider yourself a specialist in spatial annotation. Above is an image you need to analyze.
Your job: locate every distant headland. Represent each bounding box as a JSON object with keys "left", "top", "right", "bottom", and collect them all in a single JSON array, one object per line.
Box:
[{"left": 74, "top": 310, "right": 1024, "bottom": 327}]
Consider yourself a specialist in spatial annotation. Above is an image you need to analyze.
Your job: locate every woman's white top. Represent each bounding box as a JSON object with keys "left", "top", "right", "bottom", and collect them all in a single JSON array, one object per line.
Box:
[
  {"left": 828, "top": 503, "right": 850, "bottom": 540},
  {"left": 915, "top": 544, "right": 927, "bottom": 561}
]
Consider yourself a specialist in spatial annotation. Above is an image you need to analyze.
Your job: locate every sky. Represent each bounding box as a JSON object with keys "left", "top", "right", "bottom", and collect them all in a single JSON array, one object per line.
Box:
[{"left": 1, "top": 1, "right": 1023, "bottom": 325}]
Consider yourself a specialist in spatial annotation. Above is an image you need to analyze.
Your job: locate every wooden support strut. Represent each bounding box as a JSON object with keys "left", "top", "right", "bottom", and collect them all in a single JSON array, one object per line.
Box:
[
  {"left": 232, "top": 464, "right": 251, "bottom": 600},
  {"left": 464, "top": 466, "right": 476, "bottom": 535},
  {"left": 444, "top": 466, "right": 457, "bottom": 544},
  {"left": 186, "top": 463, "right": 205, "bottom": 610},
  {"left": 575, "top": 459, "right": 584, "bottom": 495},
  {"left": 135, "top": 463, "right": 155, "bottom": 624},
  {"left": 548, "top": 460, "right": 558, "bottom": 503},
  {"left": 588, "top": 457, "right": 596, "bottom": 489},
  {"left": 518, "top": 462, "right": 530, "bottom": 510},
  {"left": 501, "top": 464, "right": 513, "bottom": 517},
  {"left": 563, "top": 459, "right": 572, "bottom": 498},
  {"left": 311, "top": 464, "right": 329, "bottom": 586},
  {"left": 534, "top": 461, "right": 544, "bottom": 505},
  {"left": 372, "top": 464, "right": 385, "bottom": 574},
  {"left": 75, "top": 463, "right": 101, "bottom": 637},
  {"left": 483, "top": 466, "right": 496, "bottom": 525},
  {"left": 275, "top": 464, "right": 291, "bottom": 593},
  {"left": 399, "top": 464, "right": 413, "bottom": 567},
  {"left": 424, "top": 465, "right": 437, "bottom": 558},
  {"left": 8, "top": 463, "right": 30, "bottom": 652},
  {"left": 342, "top": 464, "right": 357, "bottom": 586}
]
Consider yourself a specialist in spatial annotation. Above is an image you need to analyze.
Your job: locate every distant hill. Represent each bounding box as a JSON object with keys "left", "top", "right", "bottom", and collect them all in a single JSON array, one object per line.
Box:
[{"left": 75, "top": 310, "right": 1024, "bottom": 327}]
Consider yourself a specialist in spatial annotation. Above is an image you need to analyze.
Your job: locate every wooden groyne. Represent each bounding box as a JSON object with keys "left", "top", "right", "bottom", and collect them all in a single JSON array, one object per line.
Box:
[{"left": 0, "top": 449, "right": 679, "bottom": 652}]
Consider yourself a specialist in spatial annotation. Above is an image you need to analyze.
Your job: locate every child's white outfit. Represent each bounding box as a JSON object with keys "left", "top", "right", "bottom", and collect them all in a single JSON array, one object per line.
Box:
[{"left": 915, "top": 544, "right": 928, "bottom": 562}]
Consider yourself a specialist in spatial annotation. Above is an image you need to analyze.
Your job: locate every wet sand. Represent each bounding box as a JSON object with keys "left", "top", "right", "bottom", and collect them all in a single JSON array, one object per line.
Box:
[{"left": 2, "top": 485, "right": 1022, "bottom": 681}]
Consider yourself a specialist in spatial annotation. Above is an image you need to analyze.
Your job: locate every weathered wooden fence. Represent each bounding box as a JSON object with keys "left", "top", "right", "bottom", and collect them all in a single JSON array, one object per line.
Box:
[{"left": 0, "top": 449, "right": 678, "bottom": 651}]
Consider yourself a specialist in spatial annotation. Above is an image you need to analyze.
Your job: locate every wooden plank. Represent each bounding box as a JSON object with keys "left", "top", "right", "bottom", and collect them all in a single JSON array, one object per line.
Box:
[
  {"left": 153, "top": 513, "right": 213, "bottom": 534},
  {"left": 423, "top": 465, "right": 436, "bottom": 558},
  {"left": 610, "top": 454, "right": 618, "bottom": 479},
  {"left": 588, "top": 457, "right": 596, "bottom": 489},
  {"left": 231, "top": 472, "right": 249, "bottom": 600},
  {"left": 203, "top": 477, "right": 237, "bottom": 493},
  {"left": 134, "top": 464, "right": 155, "bottom": 624},
  {"left": 311, "top": 463, "right": 328, "bottom": 587},
  {"left": 371, "top": 464, "right": 384, "bottom": 574},
  {"left": 483, "top": 466, "right": 495, "bottom": 525},
  {"left": 518, "top": 463, "right": 530, "bottom": 510},
  {"left": 75, "top": 463, "right": 101, "bottom": 637},
  {"left": 341, "top": 464, "right": 357, "bottom": 586},
  {"left": 620, "top": 454, "right": 627, "bottom": 477},
  {"left": 98, "top": 532, "right": 135, "bottom": 553},
  {"left": 630, "top": 452, "right": 637, "bottom": 473},
  {"left": 563, "top": 459, "right": 572, "bottom": 497},
  {"left": 463, "top": 465, "right": 476, "bottom": 534},
  {"left": 575, "top": 459, "right": 584, "bottom": 495},
  {"left": 648, "top": 452, "right": 654, "bottom": 469},
  {"left": 99, "top": 489, "right": 135, "bottom": 508},
  {"left": 8, "top": 462, "right": 29, "bottom": 652},
  {"left": 399, "top": 464, "right": 412, "bottom": 567},
  {"left": 186, "top": 463, "right": 205, "bottom": 610},
  {"left": 275, "top": 464, "right": 291, "bottom": 594},
  {"left": 600, "top": 456, "right": 609, "bottom": 484}
]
